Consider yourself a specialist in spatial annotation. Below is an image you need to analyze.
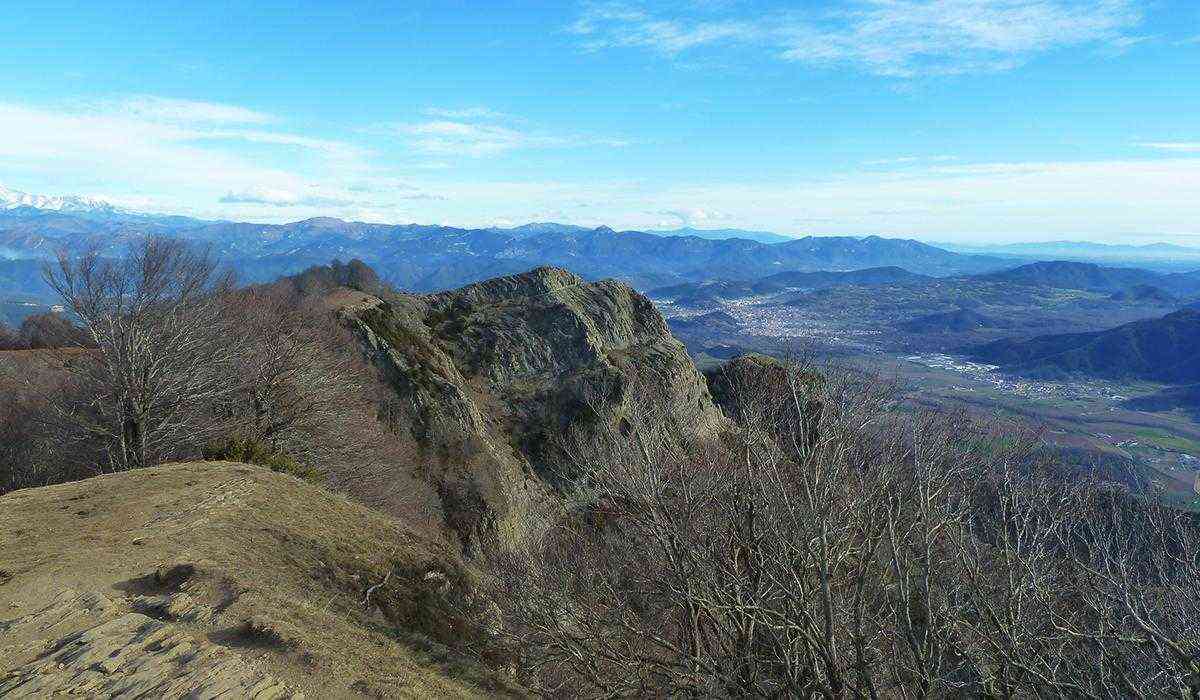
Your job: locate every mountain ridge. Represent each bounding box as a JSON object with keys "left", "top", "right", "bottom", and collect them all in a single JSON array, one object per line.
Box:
[
  {"left": 973, "top": 260, "right": 1200, "bottom": 296},
  {"left": 0, "top": 205, "right": 1012, "bottom": 294},
  {"left": 967, "top": 308, "right": 1200, "bottom": 383},
  {"left": 0, "top": 185, "right": 120, "bottom": 215}
]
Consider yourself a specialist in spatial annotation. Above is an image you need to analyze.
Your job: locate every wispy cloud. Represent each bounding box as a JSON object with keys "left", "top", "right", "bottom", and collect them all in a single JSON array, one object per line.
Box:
[
  {"left": 422, "top": 106, "right": 510, "bottom": 120},
  {"left": 201, "top": 129, "right": 370, "bottom": 161},
  {"left": 1137, "top": 141, "right": 1200, "bottom": 153},
  {"left": 117, "top": 95, "right": 276, "bottom": 125},
  {"left": 0, "top": 97, "right": 381, "bottom": 221},
  {"left": 863, "top": 155, "right": 959, "bottom": 166},
  {"left": 20, "top": 97, "right": 369, "bottom": 163},
  {"left": 219, "top": 187, "right": 354, "bottom": 207},
  {"left": 400, "top": 121, "right": 561, "bottom": 157},
  {"left": 655, "top": 207, "right": 731, "bottom": 227},
  {"left": 569, "top": 6, "right": 760, "bottom": 53},
  {"left": 568, "top": 1, "right": 1143, "bottom": 77},
  {"left": 382, "top": 113, "right": 629, "bottom": 157}
]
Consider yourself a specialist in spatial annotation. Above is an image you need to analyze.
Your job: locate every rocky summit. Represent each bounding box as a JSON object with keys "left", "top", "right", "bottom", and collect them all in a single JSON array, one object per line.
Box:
[{"left": 339, "top": 266, "right": 725, "bottom": 550}]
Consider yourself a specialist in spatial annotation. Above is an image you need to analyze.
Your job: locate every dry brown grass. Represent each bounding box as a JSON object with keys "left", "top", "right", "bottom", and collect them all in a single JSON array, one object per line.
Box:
[{"left": 0, "top": 462, "right": 522, "bottom": 698}]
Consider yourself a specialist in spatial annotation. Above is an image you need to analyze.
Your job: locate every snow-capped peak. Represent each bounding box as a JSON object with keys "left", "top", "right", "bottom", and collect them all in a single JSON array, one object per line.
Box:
[{"left": 0, "top": 185, "right": 120, "bottom": 214}]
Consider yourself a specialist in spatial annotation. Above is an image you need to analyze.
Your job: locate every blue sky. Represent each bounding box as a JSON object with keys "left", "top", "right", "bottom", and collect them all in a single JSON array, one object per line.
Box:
[{"left": 2, "top": 0, "right": 1198, "bottom": 243}]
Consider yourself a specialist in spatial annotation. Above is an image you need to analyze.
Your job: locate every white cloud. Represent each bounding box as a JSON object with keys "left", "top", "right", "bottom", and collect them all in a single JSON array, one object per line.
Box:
[
  {"left": 0, "top": 99, "right": 366, "bottom": 175},
  {"left": 218, "top": 182, "right": 445, "bottom": 208},
  {"left": 219, "top": 187, "right": 355, "bottom": 207},
  {"left": 118, "top": 95, "right": 276, "bottom": 124},
  {"left": 407, "top": 157, "right": 1200, "bottom": 241},
  {"left": 0, "top": 101, "right": 292, "bottom": 189},
  {"left": 203, "top": 129, "right": 370, "bottom": 161},
  {"left": 385, "top": 117, "right": 628, "bottom": 157},
  {"left": 863, "top": 155, "right": 959, "bottom": 166},
  {"left": 1106, "top": 34, "right": 1151, "bottom": 51},
  {"left": 569, "top": 0, "right": 1143, "bottom": 77},
  {"left": 657, "top": 208, "right": 730, "bottom": 226},
  {"left": 571, "top": 12, "right": 760, "bottom": 53},
  {"left": 0, "top": 97, "right": 387, "bottom": 223},
  {"left": 399, "top": 120, "right": 554, "bottom": 156},
  {"left": 423, "top": 107, "right": 509, "bottom": 120},
  {"left": 636, "top": 157, "right": 1200, "bottom": 240},
  {"left": 1137, "top": 142, "right": 1200, "bottom": 153}
]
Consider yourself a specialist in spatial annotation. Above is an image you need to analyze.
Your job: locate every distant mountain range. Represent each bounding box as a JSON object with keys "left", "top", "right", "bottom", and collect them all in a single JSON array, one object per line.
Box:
[
  {"left": 650, "top": 261, "right": 1200, "bottom": 311},
  {"left": 940, "top": 240, "right": 1200, "bottom": 271},
  {"left": 650, "top": 266, "right": 930, "bottom": 307},
  {"left": 486, "top": 223, "right": 794, "bottom": 243},
  {"left": 968, "top": 308, "right": 1200, "bottom": 383},
  {"left": 975, "top": 261, "right": 1200, "bottom": 297},
  {"left": 0, "top": 188, "right": 1014, "bottom": 295},
  {"left": 0, "top": 185, "right": 121, "bottom": 215},
  {"left": 4, "top": 186, "right": 1197, "bottom": 305},
  {"left": 646, "top": 227, "right": 793, "bottom": 244}
]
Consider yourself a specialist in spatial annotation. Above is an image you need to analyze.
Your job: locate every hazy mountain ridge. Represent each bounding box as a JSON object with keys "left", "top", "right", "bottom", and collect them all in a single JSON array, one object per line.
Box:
[
  {"left": 945, "top": 240, "right": 1200, "bottom": 256},
  {"left": 0, "top": 206, "right": 1013, "bottom": 293},
  {"left": 975, "top": 261, "right": 1200, "bottom": 296},
  {"left": 940, "top": 240, "right": 1200, "bottom": 271},
  {"left": 649, "top": 266, "right": 933, "bottom": 307},
  {"left": 646, "top": 226, "right": 793, "bottom": 243},
  {"left": 968, "top": 308, "right": 1200, "bottom": 383}
]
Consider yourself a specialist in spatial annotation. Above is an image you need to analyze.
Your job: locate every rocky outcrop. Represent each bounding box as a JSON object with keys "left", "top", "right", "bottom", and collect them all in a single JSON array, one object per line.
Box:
[
  {"left": 0, "top": 589, "right": 295, "bottom": 698},
  {"left": 340, "top": 266, "right": 725, "bottom": 550}
]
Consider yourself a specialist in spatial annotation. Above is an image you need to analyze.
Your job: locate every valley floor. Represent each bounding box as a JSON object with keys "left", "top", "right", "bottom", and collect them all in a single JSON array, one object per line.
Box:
[{"left": 657, "top": 295, "right": 1200, "bottom": 509}]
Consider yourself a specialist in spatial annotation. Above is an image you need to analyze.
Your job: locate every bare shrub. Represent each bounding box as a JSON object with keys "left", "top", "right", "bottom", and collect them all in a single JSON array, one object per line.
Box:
[
  {"left": 0, "top": 322, "right": 20, "bottom": 350},
  {"left": 0, "top": 350, "right": 97, "bottom": 493},
  {"left": 217, "top": 286, "right": 373, "bottom": 463},
  {"left": 17, "top": 311, "right": 92, "bottom": 349},
  {"left": 482, "top": 358, "right": 1200, "bottom": 698}
]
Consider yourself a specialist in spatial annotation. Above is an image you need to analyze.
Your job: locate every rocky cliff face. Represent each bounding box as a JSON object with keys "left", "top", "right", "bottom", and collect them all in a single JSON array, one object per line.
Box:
[{"left": 339, "top": 266, "right": 725, "bottom": 550}]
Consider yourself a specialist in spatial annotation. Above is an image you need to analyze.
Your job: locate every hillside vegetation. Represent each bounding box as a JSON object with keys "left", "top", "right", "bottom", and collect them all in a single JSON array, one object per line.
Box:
[
  {"left": 6, "top": 243, "right": 1200, "bottom": 697},
  {"left": 970, "top": 308, "right": 1200, "bottom": 382}
]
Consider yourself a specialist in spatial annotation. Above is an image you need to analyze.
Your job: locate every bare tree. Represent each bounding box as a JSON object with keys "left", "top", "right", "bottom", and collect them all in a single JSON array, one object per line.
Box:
[
  {"left": 483, "top": 362, "right": 929, "bottom": 697},
  {"left": 1053, "top": 478, "right": 1200, "bottom": 698},
  {"left": 43, "top": 236, "right": 239, "bottom": 471},
  {"left": 476, "top": 355, "right": 1200, "bottom": 699}
]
